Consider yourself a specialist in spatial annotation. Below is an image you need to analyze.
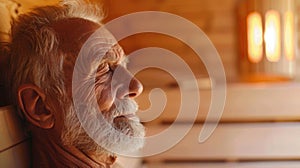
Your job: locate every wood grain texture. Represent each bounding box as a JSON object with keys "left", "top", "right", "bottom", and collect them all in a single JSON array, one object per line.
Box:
[
  {"left": 0, "top": 106, "right": 27, "bottom": 152},
  {"left": 104, "top": 0, "right": 240, "bottom": 83},
  {"left": 137, "top": 83, "right": 300, "bottom": 123},
  {"left": 0, "top": 140, "right": 31, "bottom": 168},
  {"left": 143, "top": 123, "right": 300, "bottom": 162},
  {"left": 145, "top": 162, "right": 300, "bottom": 168}
]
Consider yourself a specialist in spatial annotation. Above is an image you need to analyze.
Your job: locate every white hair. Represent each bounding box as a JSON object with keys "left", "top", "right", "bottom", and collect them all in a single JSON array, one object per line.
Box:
[
  {"left": 61, "top": 0, "right": 105, "bottom": 23},
  {"left": 7, "top": 0, "right": 104, "bottom": 117}
]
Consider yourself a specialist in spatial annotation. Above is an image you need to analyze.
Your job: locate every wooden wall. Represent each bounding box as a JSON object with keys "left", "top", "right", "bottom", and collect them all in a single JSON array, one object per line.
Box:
[
  {"left": 3, "top": 0, "right": 300, "bottom": 85},
  {"left": 296, "top": 0, "right": 300, "bottom": 80},
  {"left": 103, "top": 3, "right": 300, "bottom": 166},
  {"left": 104, "top": 0, "right": 300, "bottom": 85},
  {"left": 1, "top": 1, "right": 300, "bottom": 167},
  {"left": 103, "top": 0, "right": 240, "bottom": 86}
]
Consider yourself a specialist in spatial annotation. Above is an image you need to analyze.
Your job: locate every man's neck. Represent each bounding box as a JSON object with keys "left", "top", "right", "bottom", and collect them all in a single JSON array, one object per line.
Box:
[{"left": 31, "top": 132, "right": 116, "bottom": 168}]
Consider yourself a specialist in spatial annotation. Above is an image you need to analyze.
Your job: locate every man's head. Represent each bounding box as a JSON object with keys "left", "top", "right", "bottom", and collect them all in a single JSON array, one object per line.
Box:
[{"left": 7, "top": 0, "right": 144, "bottom": 157}]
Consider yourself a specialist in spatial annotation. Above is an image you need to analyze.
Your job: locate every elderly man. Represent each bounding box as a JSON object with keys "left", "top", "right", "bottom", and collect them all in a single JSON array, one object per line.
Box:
[{"left": 4, "top": 0, "right": 145, "bottom": 167}]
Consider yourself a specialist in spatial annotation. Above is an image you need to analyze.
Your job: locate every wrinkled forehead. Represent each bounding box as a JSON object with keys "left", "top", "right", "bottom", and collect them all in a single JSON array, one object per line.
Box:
[
  {"left": 51, "top": 18, "right": 105, "bottom": 53},
  {"left": 51, "top": 17, "right": 125, "bottom": 65}
]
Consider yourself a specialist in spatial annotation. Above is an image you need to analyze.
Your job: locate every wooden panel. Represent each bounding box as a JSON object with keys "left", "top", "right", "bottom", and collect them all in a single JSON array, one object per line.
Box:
[
  {"left": 116, "top": 156, "right": 141, "bottom": 168},
  {"left": 143, "top": 123, "right": 300, "bottom": 162},
  {"left": 104, "top": 0, "right": 239, "bottom": 81},
  {"left": 137, "top": 83, "right": 300, "bottom": 123},
  {"left": 16, "top": 0, "right": 59, "bottom": 13},
  {"left": 158, "top": 0, "right": 238, "bottom": 13},
  {"left": 0, "top": 106, "right": 31, "bottom": 167},
  {"left": 0, "top": 140, "right": 31, "bottom": 168},
  {"left": 0, "top": 106, "right": 27, "bottom": 151},
  {"left": 106, "top": 0, "right": 238, "bottom": 16},
  {"left": 145, "top": 162, "right": 300, "bottom": 168},
  {"left": 221, "top": 83, "right": 300, "bottom": 121}
]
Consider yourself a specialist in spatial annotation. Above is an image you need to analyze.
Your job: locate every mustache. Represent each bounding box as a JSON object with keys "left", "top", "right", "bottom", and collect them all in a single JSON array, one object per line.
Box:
[
  {"left": 109, "top": 99, "right": 139, "bottom": 118},
  {"left": 69, "top": 97, "right": 140, "bottom": 133}
]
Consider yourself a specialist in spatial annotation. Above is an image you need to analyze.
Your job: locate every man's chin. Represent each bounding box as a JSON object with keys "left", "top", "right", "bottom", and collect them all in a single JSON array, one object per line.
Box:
[{"left": 62, "top": 103, "right": 145, "bottom": 155}]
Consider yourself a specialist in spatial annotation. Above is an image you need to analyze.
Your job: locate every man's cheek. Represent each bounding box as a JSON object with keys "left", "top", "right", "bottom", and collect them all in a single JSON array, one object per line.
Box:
[{"left": 96, "top": 85, "right": 115, "bottom": 112}]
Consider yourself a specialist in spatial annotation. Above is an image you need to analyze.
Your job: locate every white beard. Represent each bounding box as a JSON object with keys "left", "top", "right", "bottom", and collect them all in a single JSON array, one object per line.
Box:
[{"left": 61, "top": 98, "right": 145, "bottom": 155}]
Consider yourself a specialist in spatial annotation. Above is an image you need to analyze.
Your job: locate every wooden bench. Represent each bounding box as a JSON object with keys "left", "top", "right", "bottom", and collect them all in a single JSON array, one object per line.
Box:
[
  {"left": 140, "top": 83, "right": 300, "bottom": 167},
  {"left": 0, "top": 105, "right": 31, "bottom": 168}
]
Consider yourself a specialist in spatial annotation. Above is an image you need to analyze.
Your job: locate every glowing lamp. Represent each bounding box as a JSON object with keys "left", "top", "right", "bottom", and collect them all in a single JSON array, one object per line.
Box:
[
  {"left": 239, "top": 0, "right": 297, "bottom": 82},
  {"left": 247, "top": 12, "right": 263, "bottom": 63}
]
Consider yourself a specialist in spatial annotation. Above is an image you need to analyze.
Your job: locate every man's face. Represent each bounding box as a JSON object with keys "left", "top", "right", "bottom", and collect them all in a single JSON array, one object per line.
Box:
[{"left": 52, "top": 18, "right": 145, "bottom": 155}]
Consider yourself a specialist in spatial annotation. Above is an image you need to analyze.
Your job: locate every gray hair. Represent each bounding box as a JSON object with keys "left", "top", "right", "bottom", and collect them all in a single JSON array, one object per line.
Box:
[{"left": 6, "top": 0, "right": 104, "bottom": 118}]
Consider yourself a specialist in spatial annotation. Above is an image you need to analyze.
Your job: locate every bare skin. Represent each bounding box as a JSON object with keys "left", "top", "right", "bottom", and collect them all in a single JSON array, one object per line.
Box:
[{"left": 17, "top": 18, "right": 143, "bottom": 167}]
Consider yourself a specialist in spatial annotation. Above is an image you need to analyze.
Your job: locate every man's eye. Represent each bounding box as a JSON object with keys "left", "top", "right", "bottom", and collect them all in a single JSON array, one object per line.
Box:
[
  {"left": 108, "top": 65, "right": 113, "bottom": 72},
  {"left": 108, "top": 63, "right": 119, "bottom": 72},
  {"left": 103, "top": 65, "right": 113, "bottom": 75},
  {"left": 96, "top": 63, "right": 111, "bottom": 75}
]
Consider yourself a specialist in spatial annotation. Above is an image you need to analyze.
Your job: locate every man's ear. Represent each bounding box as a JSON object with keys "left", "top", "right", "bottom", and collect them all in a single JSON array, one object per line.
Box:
[{"left": 17, "top": 84, "right": 55, "bottom": 129}]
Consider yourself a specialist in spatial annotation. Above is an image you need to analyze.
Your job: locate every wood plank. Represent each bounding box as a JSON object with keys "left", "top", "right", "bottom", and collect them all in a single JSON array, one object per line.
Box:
[
  {"left": 157, "top": 0, "right": 238, "bottom": 13},
  {"left": 222, "top": 83, "right": 300, "bottom": 121},
  {"left": 0, "top": 140, "right": 31, "bottom": 168},
  {"left": 136, "top": 83, "right": 300, "bottom": 123},
  {"left": 106, "top": 0, "right": 238, "bottom": 16},
  {"left": 208, "top": 32, "right": 237, "bottom": 47},
  {"left": 0, "top": 106, "right": 27, "bottom": 151},
  {"left": 144, "top": 162, "right": 300, "bottom": 168},
  {"left": 116, "top": 156, "right": 142, "bottom": 168},
  {"left": 143, "top": 123, "right": 300, "bottom": 162},
  {"left": 104, "top": 0, "right": 239, "bottom": 84},
  {"left": 17, "top": 0, "right": 59, "bottom": 13},
  {"left": 209, "top": 12, "right": 237, "bottom": 33}
]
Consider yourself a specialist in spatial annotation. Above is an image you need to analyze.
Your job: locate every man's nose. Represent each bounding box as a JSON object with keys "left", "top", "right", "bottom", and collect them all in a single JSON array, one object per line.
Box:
[
  {"left": 114, "top": 67, "right": 143, "bottom": 99},
  {"left": 126, "top": 77, "right": 143, "bottom": 98}
]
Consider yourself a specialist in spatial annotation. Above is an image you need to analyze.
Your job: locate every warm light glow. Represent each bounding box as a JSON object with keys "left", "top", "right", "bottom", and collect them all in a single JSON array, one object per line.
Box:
[
  {"left": 247, "top": 12, "right": 263, "bottom": 63},
  {"left": 264, "top": 10, "right": 281, "bottom": 62},
  {"left": 284, "top": 11, "right": 295, "bottom": 61}
]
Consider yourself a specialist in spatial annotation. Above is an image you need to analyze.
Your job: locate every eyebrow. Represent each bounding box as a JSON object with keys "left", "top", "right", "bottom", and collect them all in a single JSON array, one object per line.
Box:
[{"left": 102, "top": 44, "right": 127, "bottom": 65}]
